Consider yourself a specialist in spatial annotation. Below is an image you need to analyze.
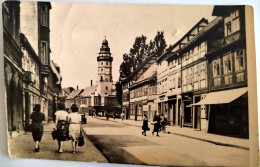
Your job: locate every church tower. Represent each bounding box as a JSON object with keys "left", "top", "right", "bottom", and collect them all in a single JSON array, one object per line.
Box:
[{"left": 97, "top": 37, "right": 113, "bottom": 83}]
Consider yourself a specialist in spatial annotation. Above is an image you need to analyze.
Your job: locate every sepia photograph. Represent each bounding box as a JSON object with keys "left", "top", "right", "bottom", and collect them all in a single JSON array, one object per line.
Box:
[{"left": 2, "top": 1, "right": 259, "bottom": 166}]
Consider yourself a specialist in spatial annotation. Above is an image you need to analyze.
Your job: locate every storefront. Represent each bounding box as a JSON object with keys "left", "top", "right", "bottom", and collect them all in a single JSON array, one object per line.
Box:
[{"left": 193, "top": 87, "right": 248, "bottom": 138}]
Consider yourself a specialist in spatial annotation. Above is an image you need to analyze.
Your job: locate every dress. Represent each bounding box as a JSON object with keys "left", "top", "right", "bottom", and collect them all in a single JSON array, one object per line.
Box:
[
  {"left": 30, "top": 111, "right": 45, "bottom": 141},
  {"left": 153, "top": 115, "right": 161, "bottom": 132},
  {"left": 142, "top": 118, "right": 149, "bottom": 131},
  {"left": 55, "top": 110, "right": 70, "bottom": 141},
  {"left": 68, "top": 112, "right": 81, "bottom": 140}
]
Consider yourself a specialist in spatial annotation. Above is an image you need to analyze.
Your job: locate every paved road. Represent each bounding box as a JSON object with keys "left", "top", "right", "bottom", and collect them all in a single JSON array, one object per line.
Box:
[
  {"left": 83, "top": 116, "right": 249, "bottom": 166},
  {"left": 8, "top": 126, "right": 108, "bottom": 163}
]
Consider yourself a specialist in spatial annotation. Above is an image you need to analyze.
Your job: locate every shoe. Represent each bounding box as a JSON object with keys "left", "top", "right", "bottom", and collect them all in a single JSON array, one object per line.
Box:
[
  {"left": 35, "top": 148, "right": 39, "bottom": 152},
  {"left": 72, "top": 151, "right": 76, "bottom": 154},
  {"left": 144, "top": 134, "right": 146, "bottom": 136},
  {"left": 59, "top": 149, "right": 63, "bottom": 153}
]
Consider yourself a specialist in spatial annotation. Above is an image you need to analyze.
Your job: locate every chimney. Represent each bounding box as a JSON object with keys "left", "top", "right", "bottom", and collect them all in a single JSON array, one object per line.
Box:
[
  {"left": 91, "top": 80, "right": 93, "bottom": 86},
  {"left": 77, "top": 85, "right": 78, "bottom": 90}
]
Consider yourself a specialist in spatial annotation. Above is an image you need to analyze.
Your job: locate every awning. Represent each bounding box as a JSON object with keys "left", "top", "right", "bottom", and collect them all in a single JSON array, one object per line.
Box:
[{"left": 192, "top": 87, "right": 247, "bottom": 105}]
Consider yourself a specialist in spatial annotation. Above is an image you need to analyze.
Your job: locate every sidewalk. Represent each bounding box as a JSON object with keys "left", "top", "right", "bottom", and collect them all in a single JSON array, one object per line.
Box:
[
  {"left": 94, "top": 116, "right": 249, "bottom": 150},
  {"left": 8, "top": 122, "right": 108, "bottom": 163}
]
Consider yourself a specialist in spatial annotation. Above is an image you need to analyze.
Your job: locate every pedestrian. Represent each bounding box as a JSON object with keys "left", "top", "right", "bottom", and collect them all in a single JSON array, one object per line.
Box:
[
  {"left": 142, "top": 114, "right": 149, "bottom": 136},
  {"left": 121, "top": 112, "right": 125, "bottom": 121},
  {"left": 55, "top": 103, "right": 70, "bottom": 153},
  {"left": 152, "top": 112, "right": 161, "bottom": 137},
  {"left": 68, "top": 104, "right": 82, "bottom": 154},
  {"left": 30, "top": 104, "right": 45, "bottom": 152},
  {"left": 161, "top": 114, "right": 168, "bottom": 133},
  {"left": 106, "top": 112, "right": 109, "bottom": 120}
]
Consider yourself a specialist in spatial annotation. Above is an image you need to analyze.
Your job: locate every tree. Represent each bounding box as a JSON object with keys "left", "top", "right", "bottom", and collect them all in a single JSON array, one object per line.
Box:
[
  {"left": 119, "top": 31, "right": 168, "bottom": 81},
  {"left": 152, "top": 31, "right": 167, "bottom": 57}
]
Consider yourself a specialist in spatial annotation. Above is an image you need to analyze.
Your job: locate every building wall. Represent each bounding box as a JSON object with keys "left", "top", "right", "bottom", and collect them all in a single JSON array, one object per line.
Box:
[
  {"left": 20, "top": 2, "right": 39, "bottom": 54},
  {"left": 3, "top": 1, "right": 24, "bottom": 138}
]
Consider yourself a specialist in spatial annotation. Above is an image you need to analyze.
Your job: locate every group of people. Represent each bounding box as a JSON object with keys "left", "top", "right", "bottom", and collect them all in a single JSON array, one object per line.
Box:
[
  {"left": 29, "top": 103, "right": 82, "bottom": 154},
  {"left": 142, "top": 112, "right": 168, "bottom": 137}
]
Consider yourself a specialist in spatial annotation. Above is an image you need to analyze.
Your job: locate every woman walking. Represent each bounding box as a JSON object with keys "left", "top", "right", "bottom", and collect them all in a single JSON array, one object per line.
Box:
[
  {"left": 68, "top": 104, "right": 82, "bottom": 154},
  {"left": 142, "top": 114, "right": 149, "bottom": 136},
  {"left": 152, "top": 112, "right": 161, "bottom": 137},
  {"left": 55, "top": 103, "right": 70, "bottom": 153},
  {"left": 30, "top": 104, "right": 45, "bottom": 152}
]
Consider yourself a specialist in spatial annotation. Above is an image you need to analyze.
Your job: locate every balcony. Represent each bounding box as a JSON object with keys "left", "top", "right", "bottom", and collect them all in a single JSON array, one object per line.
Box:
[
  {"left": 41, "top": 65, "right": 51, "bottom": 76},
  {"left": 23, "top": 71, "right": 33, "bottom": 83}
]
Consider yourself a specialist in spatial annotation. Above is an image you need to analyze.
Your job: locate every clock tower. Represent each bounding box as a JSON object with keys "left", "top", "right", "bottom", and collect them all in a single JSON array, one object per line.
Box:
[{"left": 97, "top": 37, "right": 113, "bottom": 83}]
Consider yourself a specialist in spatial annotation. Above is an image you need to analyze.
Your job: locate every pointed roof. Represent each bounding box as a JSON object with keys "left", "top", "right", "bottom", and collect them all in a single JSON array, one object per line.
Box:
[
  {"left": 130, "top": 63, "right": 157, "bottom": 88},
  {"left": 80, "top": 85, "right": 98, "bottom": 97},
  {"left": 66, "top": 89, "right": 84, "bottom": 100}
]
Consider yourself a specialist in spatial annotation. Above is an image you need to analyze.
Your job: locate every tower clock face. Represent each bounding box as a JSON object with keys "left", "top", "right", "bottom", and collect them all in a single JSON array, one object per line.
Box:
[{"left": 105, "top": 78, "right": 109, "bottom": 82}]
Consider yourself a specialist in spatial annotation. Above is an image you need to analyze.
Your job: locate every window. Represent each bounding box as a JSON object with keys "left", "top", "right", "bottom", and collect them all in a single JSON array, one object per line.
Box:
[
  {"left": 232, "top": 10, "right": 240, "bottom": 33},
  {"left": 200, "top": 62, "right": 206, "bottom": 80},
  {"left": 213, "top": 59, "right": 221, "bottom": 77},
  {"left": 41, "top": 6, "right": 48, "bottom": 26},
  {"left": 223, "top": 53, "right": 232, "bottom": 74},
  {"left": 194, "top": 65, "right": 199, "bottom": 82},
  {"left": 235, "top": 49, "right": 245, "bottom": 71},
  {"left": 178, "top": 74, "right": 181, "bottom": 88},
  {"left": 101, "top": 68, "right": 103, "bottom": 71},
  {"left": 106, "top": 86, "right": 108, "bottom": 90},
  {"left": 106, "top": 62, "right": 108, "bottom": 65},
  {"left": 226, "top": 22, "right": 232, "bottom": 36},
  {"left": 199, "top": 41, "right": 206, "bottom": 58},
  {"left": 193, "top": 46, "right": 198, "bottom": 61},
  {"left": 172, "top": 77, "right": 176, "bottom": 89},
  {"left": 41, "top": 41, "right": 48, "bottom": 64},
  {"left": 101, "top": 62, "right": 103, "bottom": 65}
]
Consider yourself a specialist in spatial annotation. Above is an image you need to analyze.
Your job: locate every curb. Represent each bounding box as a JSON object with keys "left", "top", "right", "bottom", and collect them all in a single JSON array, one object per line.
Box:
[{"left": 94, "top": 117, "right": 249, "bottom": 150}]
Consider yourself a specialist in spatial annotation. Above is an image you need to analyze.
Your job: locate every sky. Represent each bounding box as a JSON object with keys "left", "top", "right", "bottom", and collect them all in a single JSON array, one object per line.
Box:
[{"left": 50, "top": 3, "right": 215, "bottom": 89}]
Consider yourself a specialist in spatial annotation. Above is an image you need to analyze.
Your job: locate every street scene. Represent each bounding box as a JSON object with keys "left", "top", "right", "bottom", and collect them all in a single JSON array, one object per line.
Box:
[
  {"left": 3, "top": 1, "right": 257, "bottom": 167},
  {"left": 9, "top": 116, "right": 249, "bottom": 166}
]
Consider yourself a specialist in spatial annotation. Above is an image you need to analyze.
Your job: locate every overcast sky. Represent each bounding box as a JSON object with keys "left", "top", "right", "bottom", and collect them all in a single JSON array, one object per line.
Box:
[{"left": 50, "top": 3, "right": 215, "bottom": 89}]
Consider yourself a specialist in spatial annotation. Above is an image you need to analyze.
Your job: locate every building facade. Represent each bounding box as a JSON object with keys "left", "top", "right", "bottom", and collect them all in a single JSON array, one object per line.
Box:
[{"left": 3, "top": 1, "right": 24, "bottom": 138}]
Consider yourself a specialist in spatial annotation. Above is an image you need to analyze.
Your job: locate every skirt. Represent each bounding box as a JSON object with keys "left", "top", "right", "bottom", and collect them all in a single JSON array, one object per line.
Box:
[
  {"left": 32, "top": 123, "right": 44, "bottom": 142},
  {"left": 69, "top": 124, "right": 80, "bottom": 141},
  {"left": 57, "top": 120, "right": 70, "bottom": 141}
]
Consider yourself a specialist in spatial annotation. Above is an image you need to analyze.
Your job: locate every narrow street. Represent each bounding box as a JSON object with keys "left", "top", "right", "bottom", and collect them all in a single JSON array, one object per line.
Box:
[{"left": 83, "top": 116, "right": 249, "bottom": 166}]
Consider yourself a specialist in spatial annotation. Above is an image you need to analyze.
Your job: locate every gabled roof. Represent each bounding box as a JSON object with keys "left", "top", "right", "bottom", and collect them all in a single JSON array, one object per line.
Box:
[
  {"left": 121, "top": 54, "right": 157, "bottom": 83},
  {"left": 80, "top": 85, "right": 98, "bottom": 97},
  {"left": 157, "top": 18, "right": 209, "bottom": 63},
  {"left": 66, "top": 89, "right": 84, "bottom": 100},
  {"left": 130, "top": 63, "right": 157, "bottom": 88},
  {"left": 50, "top": 60, "right": 62, "bottom": 84},
  {"left": 180, "top": 17, "right": 223, "bottom": 52}
]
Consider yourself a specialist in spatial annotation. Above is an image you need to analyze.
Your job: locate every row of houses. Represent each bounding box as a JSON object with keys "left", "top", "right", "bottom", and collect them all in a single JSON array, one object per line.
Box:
[
  {"left": 121, "top": 5, "right": 250, "bottom": 138},
  {"left": 63, "top": 39, "right": 121, "bottom": 116},
  {"left": 3, "top": 1, "right": 62, "bottom": 139}
]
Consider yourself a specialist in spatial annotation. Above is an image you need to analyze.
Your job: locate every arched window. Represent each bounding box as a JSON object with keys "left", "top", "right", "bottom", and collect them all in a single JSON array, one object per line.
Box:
[{"left": 106, "top": 86, "right": 108, "bottom": 90}]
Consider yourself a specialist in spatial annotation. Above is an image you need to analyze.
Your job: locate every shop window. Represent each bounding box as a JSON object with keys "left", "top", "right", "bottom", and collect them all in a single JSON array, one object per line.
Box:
[
  {"left": 235, "top": 49, "right": 245, "bottom": 71},
  {"left": 223, "top": 53, "right": 232, "bottom": 74}
]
